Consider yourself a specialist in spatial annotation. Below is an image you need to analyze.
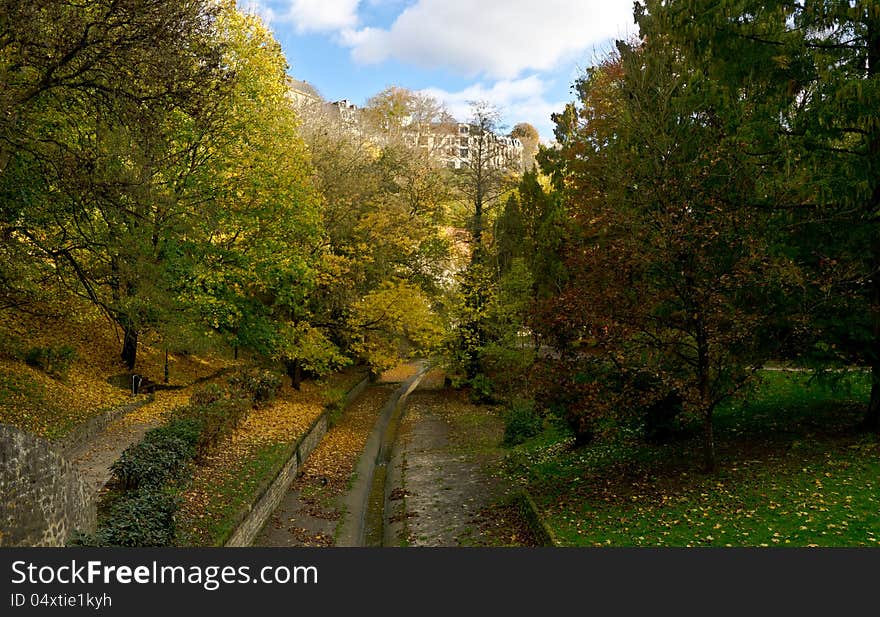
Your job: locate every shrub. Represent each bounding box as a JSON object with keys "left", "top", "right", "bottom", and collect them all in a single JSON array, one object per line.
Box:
[
  {"left": 190, "top": 383, "right": 226, "bottom": 406},
  {"left": 110, "top": 419, "right": 200, "bottom": 490},
  {"left": 469, "top": 373, "right": 495, "bottom": 404},
  {"left": 70, "top": 487, "right": 179, "bottom": 547},
  {"left": 324, "top": 387, "right": 347, "bottom": 427},
  {"left": 503, "top": 399, "right": 543, "bottom": 446},
  {"left": 174, "top": 397, "right": 250, "bottom": 455},
  {"left": 228, "top": 368, "right": 281, "bottom": 406},
  {"left": 24, "top": 344, "right": 76, "bottom": 378}
]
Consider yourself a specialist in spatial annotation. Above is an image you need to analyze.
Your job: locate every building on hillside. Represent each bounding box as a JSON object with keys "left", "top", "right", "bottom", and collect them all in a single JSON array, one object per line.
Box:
[
  {"left": 285, "top": 77, "right": 523, "bottom": 172},
  {"left": 405, "top": 122, "right": 524, "bottom": 172},
  {"left": 286, "top": 78, "right": 323, "bottom": 108},
  {"left": 326, "top": 99, "right": 360, "bottom": 125}
]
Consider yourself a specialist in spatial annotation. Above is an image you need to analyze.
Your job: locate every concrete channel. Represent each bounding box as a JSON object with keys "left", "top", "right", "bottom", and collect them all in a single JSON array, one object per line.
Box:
[{"left": 336, "top": 363, "right": 428, "bottom": 547}]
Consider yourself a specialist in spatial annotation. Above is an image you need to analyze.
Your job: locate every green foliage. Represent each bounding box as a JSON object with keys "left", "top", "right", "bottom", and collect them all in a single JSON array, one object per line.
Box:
[
  {"left": 503, "top": 399, "right": 543, "bottom": 446},
  {"left": 189, "top": 383, "right": 227, "bottom": 407},
  {"left": 177, "top": 400, "right": 249, "bottom": 456},
  {"left": 634, "top": 1, "right": 880, "bottom": 429},
  {"left": 70, "top": 487, "right": 179, "bottom": 547},
  {"left": 110, "top": 419, "right": 201, "bottom": 490},
  {"left": 89, "top": 375, "right": 272, "bottom": 546},
  {"left": 24, "top": 345, "right": 76, "bottom": 378},
  {"left": 348, "top": 281, "right": 444, "bottom": 374},
  {"left": 276, "top": 324, "right": 348, "bottom": 379},
  {"left": 468, "top": 373, "right": 495, "bottom": 404},
  {"left": 227, "top": 368, "right": 282, "bottom": 406},
  {"left": 324, "top": 387, "right": 348, "bottom": 427}
]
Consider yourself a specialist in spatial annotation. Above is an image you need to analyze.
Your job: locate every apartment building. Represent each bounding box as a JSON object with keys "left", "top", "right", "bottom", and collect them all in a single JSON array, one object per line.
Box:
[
  {"left": 406, "top": 122, "right": 524, "bottom": 172},
  {"left": 286, "top": 79, "right": 524, "bottom": 172}
]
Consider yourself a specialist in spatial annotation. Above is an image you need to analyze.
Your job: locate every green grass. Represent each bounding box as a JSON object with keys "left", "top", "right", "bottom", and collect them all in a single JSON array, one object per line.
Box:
[
  {"left": 179, "top": 442, "right": 289, "bottom": 546},
  {"left": 514, "top": 370, "right": 880, "bottom": 547}
]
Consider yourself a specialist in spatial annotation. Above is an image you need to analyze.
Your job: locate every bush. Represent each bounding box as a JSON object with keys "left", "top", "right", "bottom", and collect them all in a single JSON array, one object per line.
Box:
[
  {"left": 503, "top": 399, "right": 543, "bottom": 446},
  {"left": 24, "top": 344, "right": 76, "bottom": 377},
  {"left": 228, "top": 368, "right": 281, "bottom": 406},
  {"left": 174, "top": 397, "right": 250, "bottom": 455},
  {"left": 324, "top": 387, "right": 347, "bottom": 427},
  {"left": 110, "top": 419, "right": 201, "bottom": 490},
  {"left": 70, "top": 487, "right": 179, "bottom": 547},
  {"left": 469, "top": 373, "right": 495, "bottom": 404},
  {"left": 190, "top": 383, "right": 226, "bottom": 406}
]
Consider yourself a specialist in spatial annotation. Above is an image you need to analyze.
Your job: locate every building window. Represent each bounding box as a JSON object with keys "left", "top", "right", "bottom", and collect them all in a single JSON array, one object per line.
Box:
[
  {"left": 459, "top": 148, "right": 469, "bottom": 158},
  {"left": 460, "top": 137, "right": 469, "bottom": 147}
]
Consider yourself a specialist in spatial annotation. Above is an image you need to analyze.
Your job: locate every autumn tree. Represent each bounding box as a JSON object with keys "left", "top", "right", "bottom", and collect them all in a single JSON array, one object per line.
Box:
[
  {"left": 539, "top": 42, "right": 787, "bottom": 469},
  {"left": 453, "top": 101, "right": 520, "bottom": 253},
  {"left": 176, "top": 4, "right": 325, "bottom": 388},
  {"left": 447, "top": 102, "right": 517, "bottom": 379},
  {"left": 0, "top": 0, "right": 228, "bottom": 369},
  {"left": 636, "top": 0, "right": 880, "bottom": 431},
  {"left": 290, "top": 86, "right": 451, "bottom": 375}
]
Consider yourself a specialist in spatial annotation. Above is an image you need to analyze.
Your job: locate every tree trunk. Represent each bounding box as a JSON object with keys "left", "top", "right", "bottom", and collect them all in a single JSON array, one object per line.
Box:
[
  {"left": 703, "top": 410, "right": 716, "bottom": 473},
  {"left": 121, "top": 323, "right": 138, "bottom": 371},
  {"left": 286, "top": 359, "right": 302, "bottom": 391},
  {"left": 864, "top": 0, "right": 880, "bottom": 433}
]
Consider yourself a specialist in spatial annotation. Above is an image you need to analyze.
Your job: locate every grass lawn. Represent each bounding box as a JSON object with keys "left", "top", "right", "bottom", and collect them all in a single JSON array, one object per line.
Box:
[{"left": 513, "top": 370, "right": 880, "bottom": 547}]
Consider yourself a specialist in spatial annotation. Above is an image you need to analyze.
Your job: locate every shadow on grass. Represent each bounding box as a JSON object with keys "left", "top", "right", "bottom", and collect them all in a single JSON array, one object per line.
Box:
[{"left": 509, "top": 370, "right": 880, "bottom": 546}]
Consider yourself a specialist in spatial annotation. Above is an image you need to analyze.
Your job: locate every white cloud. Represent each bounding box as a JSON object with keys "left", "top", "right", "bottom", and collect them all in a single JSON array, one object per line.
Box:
[
  {"left": 342, "top": 0, "right": 635, "bottom": 79},
  {"left": 420, "top": 76, "right": 565, "bottom": 143},
  {"left": 289, "top": 0, "right": 361, "bottom": 32},
  {"left": 243, "top": 0, "right": 362, "bottom": 32}
]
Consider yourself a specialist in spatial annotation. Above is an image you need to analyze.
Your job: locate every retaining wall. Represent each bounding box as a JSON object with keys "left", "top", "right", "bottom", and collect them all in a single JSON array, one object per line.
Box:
[
  {"left": 224, "top": 375, "right": 369, "bottom": 547},
  {"left": 0, "top": 424, "right": 95, "bottom": 547}
]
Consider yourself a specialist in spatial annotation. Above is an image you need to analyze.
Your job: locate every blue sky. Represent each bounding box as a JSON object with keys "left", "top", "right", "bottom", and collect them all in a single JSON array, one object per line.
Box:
[{"left": 239, "top": 1, "right": 638, "bottom": 141}]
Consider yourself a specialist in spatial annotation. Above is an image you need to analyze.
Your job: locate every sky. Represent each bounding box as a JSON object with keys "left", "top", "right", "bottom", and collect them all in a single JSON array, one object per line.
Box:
[{"left": 238, "top": 0, "right": 639, "bottom": 142}]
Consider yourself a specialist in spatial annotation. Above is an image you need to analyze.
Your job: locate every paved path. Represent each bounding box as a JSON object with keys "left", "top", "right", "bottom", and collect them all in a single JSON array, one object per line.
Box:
[
  {"left": 65, "top": 403, "right": 159, "bottom": 498},
  {"left": 384, "top": 378, "right": 533, "bottom": 547}
]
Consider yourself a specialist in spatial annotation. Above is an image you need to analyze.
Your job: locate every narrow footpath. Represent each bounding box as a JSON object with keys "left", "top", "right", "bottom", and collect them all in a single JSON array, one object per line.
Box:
[
  {"left": 66, "top": 391, "right": 190, "bottom": 498},
  {"left": 65, "top": 369, "right": 232, "bottom": 500}
]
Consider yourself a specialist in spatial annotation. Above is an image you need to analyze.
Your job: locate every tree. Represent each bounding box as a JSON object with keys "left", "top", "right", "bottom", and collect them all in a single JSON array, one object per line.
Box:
[
  {"left": 636, "top": 0, "right": 880, "bottom": 431},
  {"left": 288, "top": 85, "right": 452, "bottom": 374},
  {"left": 177, "top": 3, "right": 325, "bottom": 387},
  {"left": 0, "top": 0, "right": 228, "bottom": 369},
  {"left": 454, "top": 101, "right": 520, "bottom": 254},
  {"left": 538, "top": 42, "right": 786, "bottom": 470}
]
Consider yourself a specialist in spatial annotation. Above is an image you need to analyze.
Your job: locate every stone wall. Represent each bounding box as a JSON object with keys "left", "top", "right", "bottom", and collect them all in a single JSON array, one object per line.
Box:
[
  {"left": 224, "top": 414, "right": 328, "bottom": 547},
  {"left": 0, "top": 424, "right": 95, "bottom": 547},
  {"left": 57, "top": 397, "right": 151, "bottom": 458}
]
